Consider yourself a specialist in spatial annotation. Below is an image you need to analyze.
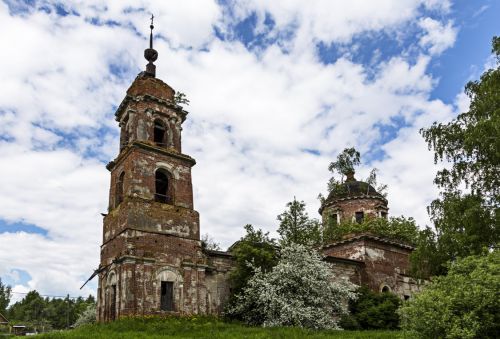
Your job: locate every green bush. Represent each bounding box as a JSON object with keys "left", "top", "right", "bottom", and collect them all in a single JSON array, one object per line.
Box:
[
  {"left": 73, "top": 303, "right": 96, "bottom": 327},
  {"left": 399, "top": 251, "right": 500, "bottom": 338},
  {"left": 339, "top": 286, "right": 401, "bottom": 330}
]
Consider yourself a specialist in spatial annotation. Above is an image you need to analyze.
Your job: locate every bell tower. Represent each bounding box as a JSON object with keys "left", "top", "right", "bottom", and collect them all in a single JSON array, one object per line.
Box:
[{"left": 97, "top": 18, "right": 214, "bottom": 321}]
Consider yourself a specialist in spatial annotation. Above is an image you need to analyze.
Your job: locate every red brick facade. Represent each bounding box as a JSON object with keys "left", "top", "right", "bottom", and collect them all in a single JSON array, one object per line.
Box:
[
  {"left": 97, "top": 72, "right": 233, "bottom": 321},
  {"left": 97, "top": 64, "right": 421, "bottom": 322}
]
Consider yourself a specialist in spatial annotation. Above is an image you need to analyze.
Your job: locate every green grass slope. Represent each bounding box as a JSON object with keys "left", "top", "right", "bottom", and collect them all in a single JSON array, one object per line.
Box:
[{"left": 39, "top": 316, "right": 404, "bottom": 338}]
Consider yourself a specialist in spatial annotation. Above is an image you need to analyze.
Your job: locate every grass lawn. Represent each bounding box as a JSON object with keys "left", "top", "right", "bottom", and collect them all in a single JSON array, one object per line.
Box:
[{"left": 38, "top": 316, "right": 406, "bottom": 338}]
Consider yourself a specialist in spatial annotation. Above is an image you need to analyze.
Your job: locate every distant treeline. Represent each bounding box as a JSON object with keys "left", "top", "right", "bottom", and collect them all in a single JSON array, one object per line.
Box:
[{"left": 5, "top": 289, "right": 95, "bottom": 331}]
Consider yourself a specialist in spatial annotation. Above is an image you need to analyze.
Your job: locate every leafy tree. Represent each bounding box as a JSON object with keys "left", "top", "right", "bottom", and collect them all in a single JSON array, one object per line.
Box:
[
  {"left": 339, "top": 286, "right": 401, "bottom": 330},
  {"left": 410, "top": 226, "right": 449, "bottom": 278},
  {"left": 201, "top": 233, "right": 222, "bottom": 251},
  {"left": 74, "top": 303, "right": 96, "bottom": 327},
  {"left": 277, "top": 197, "right": 322, "bottom": 246},
  {"left": 0, "top": 278, "right": 11, "bottom": 314},
  {"left": 413, "top": 36, "right": 500, "bottom": 276},
  {"left": 400, "top": 251, "right": 500, "bottom": 339},
  {"left": 420, "top": 36, "right": 500, "bottom": 205},
  {"left": 8, "top": 291, "right": 95, "bottom": 330},
  {"left": 227, "top": 243, "right": 357, "bottom": 329},
  {"left": 319, "top": 147, "right": 387, "bottom": 204},
  {"left": 228, "top": 225, "right": 278, "bottom": 297},
  {"left": 328, "top": 147, "right": 360, "bottom": 179},
  {"left": 323, "top": 216, "right": 420, "bottom": 246}
]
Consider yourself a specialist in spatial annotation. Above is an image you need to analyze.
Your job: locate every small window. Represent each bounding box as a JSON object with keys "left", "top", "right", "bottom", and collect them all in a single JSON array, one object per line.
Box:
[
  {"left": 381, "top": 211, "right": 388, "bottom": 219},
  {"left": 116, "top": 172, "right": 125, "bottom": 206},
  {"left": 110, "top": 284, "right": 117, "bottom": 320},
  {"left": 404, "top": 295, "right": 410, "bottom": 300},
  {"left": 329, "top": 213, "right": 338, "bottom": 225},
  {"left": 120, "top": 116, "right": 129, "bottom": 150},
  {"left": 355, "top": 211, "right": 364, "bottom": 224},
  {"left": 154, "top": 119, "right": 167, "bottom": 146},
  {"left": 155, "top": 170, "right": 171, "bottom": 204},
  {"left": 381, "top": 285, "right": 391, "bottom": 293},
  {"left": 160, "top": 281, "right": 174, "bottom": 311}
]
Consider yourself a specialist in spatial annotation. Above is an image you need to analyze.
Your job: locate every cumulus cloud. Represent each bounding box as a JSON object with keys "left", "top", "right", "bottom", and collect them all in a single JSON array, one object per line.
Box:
[
  {"left": 0, "top": 0, "right": 465, "bottom": 300},
  {"left": 418, "top": 17, "right": 457, "bottom": 55}
]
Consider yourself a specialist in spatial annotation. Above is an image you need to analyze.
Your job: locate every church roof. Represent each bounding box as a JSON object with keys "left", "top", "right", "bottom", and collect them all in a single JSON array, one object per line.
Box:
[
  {"left": 322, "top": 233, "right": 415, "bottom": 251},
  {"left": 319, "top": 171, "right": 387, "bottom": 214}
]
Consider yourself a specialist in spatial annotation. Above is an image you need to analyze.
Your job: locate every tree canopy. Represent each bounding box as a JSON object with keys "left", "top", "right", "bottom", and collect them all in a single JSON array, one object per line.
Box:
[
  {"left": 420, "top": 36, "right": 500, "bottom": 205},
  {"left": 400, "top": 251, "right": 500, "bottom": 339},
  {"left": 0, "top": 278, "right": 11, "bottom": 314},
  {"left": 226, "top": 243, "right": 357, "bottom": 329},
  {"left": 412, "top": 36, "right": 500, "bottom": 277},
  {"left": 277, "top": 197, "right": 321, "bottom": 246},
  {"left": 228, "top": 224, "right": 278, "bottom": 298}
]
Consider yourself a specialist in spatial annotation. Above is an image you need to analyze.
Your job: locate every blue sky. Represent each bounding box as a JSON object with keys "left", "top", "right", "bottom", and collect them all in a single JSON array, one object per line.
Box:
[{"left": 0, "top": 0, "right": 498, "bottom": 300}]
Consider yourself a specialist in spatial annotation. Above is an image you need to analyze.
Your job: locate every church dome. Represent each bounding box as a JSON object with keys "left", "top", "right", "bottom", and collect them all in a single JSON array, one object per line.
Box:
[
  {"left": 326, "top": 179, "right": 384, "bottom": 201},
  {"left": 319, "top": 171, "right": 387, "bottom": 215}
]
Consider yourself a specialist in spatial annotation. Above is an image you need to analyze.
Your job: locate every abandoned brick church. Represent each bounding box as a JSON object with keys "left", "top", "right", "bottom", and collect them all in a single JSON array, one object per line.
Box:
[{"left": 96, "top": 24, "right": 421, "bottom": 321}]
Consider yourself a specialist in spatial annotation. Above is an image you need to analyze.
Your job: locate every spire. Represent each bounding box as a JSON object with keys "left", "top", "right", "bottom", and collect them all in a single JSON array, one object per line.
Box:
[{"left": 144, "top": 14, "right": 158, "bottom": 77}]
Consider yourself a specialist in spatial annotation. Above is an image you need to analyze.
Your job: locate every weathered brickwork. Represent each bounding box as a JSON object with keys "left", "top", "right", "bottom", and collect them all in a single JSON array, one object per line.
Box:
[
  {"left": 97, "top": 72, "right": 233, "bottom": 322},
  {"left": 322, "top": 235, "right": 423, "bottom": 298},
  {"left": 97, "top": 57, "right": 422, "bottom": 322}
]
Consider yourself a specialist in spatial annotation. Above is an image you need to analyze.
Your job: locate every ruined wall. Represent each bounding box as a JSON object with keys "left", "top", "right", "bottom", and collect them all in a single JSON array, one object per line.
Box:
[
  {"left": 322, "top": 237, "right": 422, "bottom": 299},
  {"left": 204, "top": 252, "right": 234, "bottom": 314},
  {"left": 98, "top": 228, "right": 235, "bottom": 320},
  {"left": 321, "top": 197, "right": 387, "bottom": 225},
  {"left": 327, "top": 258, "right": 363, "bottom": 286}
]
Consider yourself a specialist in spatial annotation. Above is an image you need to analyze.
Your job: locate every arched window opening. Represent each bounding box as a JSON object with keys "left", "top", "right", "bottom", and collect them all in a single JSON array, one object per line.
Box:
[
  {"left": 120, "top": 116, "right": 129, "bottom": 150},
  {"left": 329, "top": 213, "right": 338, "bottom": 226},
  {"left": 381, "top": 285, "right": 391, "bottom": 293},
  {"left": 160, "top": 281, "right": 174, "bottom": 311},
  {"left": 155, "top": 170, "right": 171, "bottom": 204},
  {"left": 154, "top": 119, "right": 167, "bottom": 146},
  {"left": 116, "top": 172, "right": 125, "bottom": 207},
  {"left": 355, "top": 211, "right": 364, "bottom": 224}
]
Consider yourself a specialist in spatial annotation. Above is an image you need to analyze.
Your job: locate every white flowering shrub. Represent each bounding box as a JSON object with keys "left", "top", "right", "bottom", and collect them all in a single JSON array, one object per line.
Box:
[
  {"left": 226, "top": 243, "right": 357, "bottom": 329},
  {"left": 74, "top": 303, "right": 96, "bottom": 327}
]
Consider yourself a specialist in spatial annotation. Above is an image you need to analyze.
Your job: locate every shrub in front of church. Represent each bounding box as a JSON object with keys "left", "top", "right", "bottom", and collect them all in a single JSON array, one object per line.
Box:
[
  {"left": 339, "top": 286, "right": 401, "bottom": 330},
  {"left": 74, "top": 303, "right": 96, "bottom": 327},
  {"left": 399, "top": 251, "right": 499, "bottom": 339},
  {"left": 226, "top": 243, "right": 357, "bottom": 329}
]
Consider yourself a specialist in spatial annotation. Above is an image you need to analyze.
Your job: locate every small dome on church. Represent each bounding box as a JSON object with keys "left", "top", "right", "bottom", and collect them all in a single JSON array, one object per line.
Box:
[
  {"left": 320, "top": 170, "right": 387, "bottom": 215},
  {"left": 326, "top": 179, "right": 384, "bottom": 201}
]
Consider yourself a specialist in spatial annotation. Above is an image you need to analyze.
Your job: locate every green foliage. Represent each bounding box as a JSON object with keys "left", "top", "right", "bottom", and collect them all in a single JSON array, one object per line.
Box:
[
  {"left": 319, "top": 148, "right": 388, "bottom": 203},
  {"left": 400, "top": 251, "right": 500, "bottom": 339},
  {"left": 7, "top": 291, "right": 95, "bottom": 330},
  {"left": 173, "top": 91, "right": 190, "bottom": 106},
  {"left": 201, "top": 233, "right": 222, "bottom": 251},
  {"left": 0, "top": 278, "right": 11, "bottom": 314},
  {"left": 420, "top": 36, "right": 500, "bottom": 205},
  {"left": 328, "top": 147, "right": 361, "bottom": 178},
  {"left": 39, "top": 315, "right": 405, "bottom": 338},
  {"left": 340, "top": 287, "right": 401, "bottom": 330},
  {"left": 73, "top": 303, "right": 96, "bottom": 327},
  {"left": 228, "top": 225, "right": 278, "bottom": 299},
  {"left": 413, "top": 37, "right": 500, "bottom": 277},
  {"left": 323, "top": 216, "right": 420, "bottom": 246},
  {"left": 277, "top": 197, "right": 322, "bottom": 246},
  {"left": 226, "top": 244, "right": 357, "bottom": 329},
  {"left": 409, "top": 226, "right": 449, "bottom": 278},
  {"left": 365, "top": 168, "right": 388, "bottom": 198}
]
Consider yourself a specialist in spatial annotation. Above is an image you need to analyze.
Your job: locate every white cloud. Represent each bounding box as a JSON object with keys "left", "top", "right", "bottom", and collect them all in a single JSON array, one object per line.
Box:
[
  {"left": 418, "top": 17, "right": 457, "bottom": 55},
  {"left": 0, "top": 0, "right": 466, "bottom": 300}
]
